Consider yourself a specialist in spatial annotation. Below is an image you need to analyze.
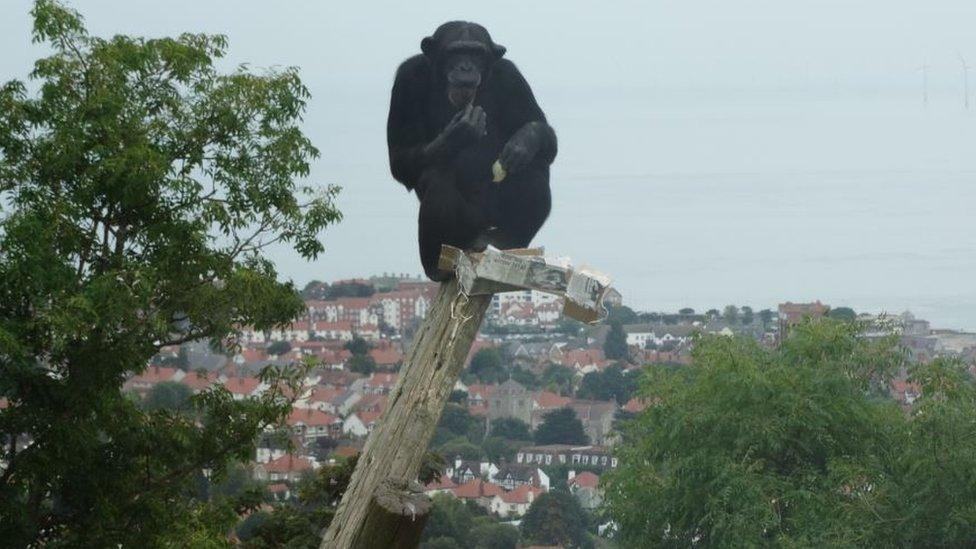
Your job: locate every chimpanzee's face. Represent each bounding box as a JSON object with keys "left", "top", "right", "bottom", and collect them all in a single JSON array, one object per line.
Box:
[{"left": 422, "top": 22, "right": 506, "bottom": 109}]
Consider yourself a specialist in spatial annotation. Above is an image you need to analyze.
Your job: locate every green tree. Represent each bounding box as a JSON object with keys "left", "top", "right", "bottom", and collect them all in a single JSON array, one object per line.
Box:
[
  {"left": 678, "top": 307, "right": 695, "bottom": 315},
  {"left": 346, "top": 354, "right": 376, "bottom": 375},
  {"left": 603, "top": 321, "right": 629, "bottom": 361},
  {"left": 510, "top": 365, "right": 540, "bottom": 389},
  {"left": 541, "top": 363, "right": 574, "bottom": 395},
  {"left": 489, "top": 417, "right": 532, "bottom": 440},
  {"left": 602, "top": 320, "right": 976, "bottom": 547},
  {"left": 421, "top": 493, "right": 477, "bottom": 545},
  {"left": 142, "top": 381, "right": 194, "bottom": 412},
  {"left": 433, "top": 403, "right": 482, "bottom": 446},
  {"left": 267, "top": 340, "right": 292, "bottom": 357},
  {"left": 0, "top": 2, "right": 340, "bottom": 545},
  {"left": 344, "top": 336, "right": 370, "bottom": 356},
  {"left": 481, "top": 436, "right": 517, "bottom": 463},
  {"left": 576, "top": 364, "right": 637, "bottom": 405},
  {"left": 758, "top": 308, "right": 775, "bottom": 329},
  {"left": 741, "top": 305, "right": 754, "bottom": 325},
  {"left": 534, "top": 407, "right": 588, "bottom": 445},
  {"left": 242, "top": 456, "right": 356, "bottom": 547},
  {"left": 471, "top": 521, "right": 519, "bottom": 549},
  {"left": 520, "top": 490, "right": 592, "bottom": 548},
  {"left": 300, "top": 279, "right": 329, "bottom": 300},
  {"left": 723, "top": 304, "right": 739, "bottom": 324},
  {"left": 828, "top": 306, "right": 857, "bottom": 322},
  {"left": 606, "top": 304, "right": 638, "bottom": 325},
  {"left": 469, "top": 347, "right": 505, "bottom": 384}
]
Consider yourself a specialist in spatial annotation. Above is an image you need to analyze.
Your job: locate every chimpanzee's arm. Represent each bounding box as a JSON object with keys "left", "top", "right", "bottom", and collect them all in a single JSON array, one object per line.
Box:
[
  {"left": 387, "top": 57, "right": 488, "bottom": 191},
  {"left": 387, "top": 57, "right": 431, "bottom": 191},
  {"left": 494, "top": 60, "right": 557, "bottom": 171}
]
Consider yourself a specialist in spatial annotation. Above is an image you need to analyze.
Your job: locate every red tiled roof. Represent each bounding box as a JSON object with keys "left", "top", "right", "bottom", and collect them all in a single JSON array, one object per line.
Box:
[
  {"left": 313, "top": 320, "right": 353, "bottom": 331},
  {"left": 356, "top": 393, "right": 388, "bottom": 412},
  {"left": 623, "top": 397, "right": 647, "bottom": 413},
  {"left": 332, "top": 446, "right": 360, "bottom": 459},
  {"left": 308, "top": 386, "right": 342, "bottom": 404},
  {"left": 132, "top": 366, "right": 180, "bottom": 384},
  {"left": 262, "top": 454, "right": 314, "bottom": 474},
  {"left": 223, "top": 376, "right": 261, "bottom": 395},
  {"left": 533, "top": 391, "right": 571, "bottom": 410},
  {"left": 569, "top": 471, "right": 600, "bottom": 489},
  {"left": 369, "top": 347, "right": 403, "bottom": 366},
  {"left": 424, "top": 476, "right": 458, "bottom": 491},
  {"left": 562, "top": 349, "right": 605, "bottom": 366},
  {"left": 358, "top": 410, "right": 383, "bottom": 426},
  {"left": 467, "top": 384, "right": 496, "bottom": 400},
  {"left": 286, "top": 407, "right": 338, "bottom": 427},
  {"left": 500, "top": 484, "right": 544, "bottom": 504},
  {"left": 336, "top": 297, "right": 371, "bottom": 309},
  {"left": 366, "top": 372, "right": 398, "bottom": 387},
  {"left": 180, "top": 371, "right": 217, "bottom": 391},
  {"left": 452, "top": 479, "right": 505, "bottom": 499}
]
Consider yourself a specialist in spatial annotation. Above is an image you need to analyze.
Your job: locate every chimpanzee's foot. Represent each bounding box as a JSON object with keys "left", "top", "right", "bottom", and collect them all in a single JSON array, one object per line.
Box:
[{"left": 469, "top": 226, "right": 499, "bottom": 252}]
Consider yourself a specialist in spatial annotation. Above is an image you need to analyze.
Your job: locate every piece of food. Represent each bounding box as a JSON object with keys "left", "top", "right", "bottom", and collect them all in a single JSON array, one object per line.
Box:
[{"left": 492, "top": 160, "right": 507, "bottom": 183}]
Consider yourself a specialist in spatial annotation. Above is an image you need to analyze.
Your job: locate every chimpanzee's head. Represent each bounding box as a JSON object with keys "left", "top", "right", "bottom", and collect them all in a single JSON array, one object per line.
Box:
[{"left": 422, "top": 21, "right": 506, "bottom": 109}]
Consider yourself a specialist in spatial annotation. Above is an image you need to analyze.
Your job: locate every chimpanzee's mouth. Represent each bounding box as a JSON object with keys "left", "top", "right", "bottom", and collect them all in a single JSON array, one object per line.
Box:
[{"left": 448, "top": 87, "right": 477, "bottom": 108}]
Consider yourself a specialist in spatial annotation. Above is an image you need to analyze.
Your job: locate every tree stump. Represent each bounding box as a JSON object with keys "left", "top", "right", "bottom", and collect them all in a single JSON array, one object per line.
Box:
[{"left": 320, "top": 277, "right": 491, "bottom": 548}]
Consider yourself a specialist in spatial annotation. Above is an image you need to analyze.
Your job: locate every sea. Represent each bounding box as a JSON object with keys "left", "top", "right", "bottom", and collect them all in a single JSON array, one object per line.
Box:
[{"left": 269, "top": 85, "right": 976, "bottom": 332}]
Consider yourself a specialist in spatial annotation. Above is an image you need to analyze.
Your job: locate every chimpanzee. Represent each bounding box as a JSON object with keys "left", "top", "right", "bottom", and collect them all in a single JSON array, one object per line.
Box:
[{"left": 387, "top": 21, "right": 557, "bottom": 280}]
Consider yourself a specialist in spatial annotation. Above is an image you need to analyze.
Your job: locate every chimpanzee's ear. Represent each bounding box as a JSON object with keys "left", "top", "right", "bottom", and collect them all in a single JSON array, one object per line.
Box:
[
  {"left": 493, "top": 43, "right": 507, "bottom": 60},
  {"left": 421, "top": 36, "right": 436, "bottom": 57}
]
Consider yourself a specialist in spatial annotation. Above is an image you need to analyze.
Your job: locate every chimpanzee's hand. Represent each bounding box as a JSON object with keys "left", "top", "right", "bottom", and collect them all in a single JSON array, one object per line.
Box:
[
  {"left": 499, "top": 125, "right": 541, "bottom": 175},
  {"left": 442, "top": 104, "right": 487, "bottom": 147}
]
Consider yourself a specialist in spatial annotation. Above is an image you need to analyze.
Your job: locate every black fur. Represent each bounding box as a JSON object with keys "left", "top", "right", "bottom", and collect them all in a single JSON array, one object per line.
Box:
[{"left": 387, "top": 21, "right": 557, "bottom": 280}]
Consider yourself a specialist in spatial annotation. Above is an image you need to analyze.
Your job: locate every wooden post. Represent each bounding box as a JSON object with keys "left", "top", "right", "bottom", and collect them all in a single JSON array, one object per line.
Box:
[
  {"left": 321, "top": 277, "right": 491, "bottom": 548},
  {"left": 320, "top": 246, "right": 611, "bottom": 548},
  {"left": 355, "top": 478, "right": 432, "bottom": 548}
]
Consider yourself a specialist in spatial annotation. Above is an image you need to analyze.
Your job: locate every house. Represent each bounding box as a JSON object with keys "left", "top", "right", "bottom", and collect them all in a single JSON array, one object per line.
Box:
[
  {"left": 355, "top": 323, "right": 381, "bottom": 342},
  {"left": 178, "top": 370, "right": 217, "bottom": 393},
  {"left": 253, "top": 454, "right": 315, "bottom": 482},
  {"left": 311, "top": 321, "right": 353, "bottom": 341},
  {"left": 451, "top": 479, "right": 505, "bottom": 510},
  {"left": 624, "top": 324, "right": 697, "bottom": 348},
  {"left": 286, "top": 408, "right": 342, "bottom": 441},
  {"left": 344, "top": 409, "right": 382, "bottom": 435},
  {"left": 423, "top": 476, "right": 458, "bottom": 496},
  {"left": 778, "top": 301, "right": 829, "bottom": 335},
  {"left": 446, "top": 457, "right": 499, "bottom": 485},
  {"left": 466, "top": 384, "right": 496, "bottom": 416},
  {"left": 622, "top": 397, "right": 648, "bottom": 414},
  {"left": 369, "top": 345, "right": 403, "bottom": 369},
  {"left": 298, "top": 386, "right": 344, "bottom": 414},
  {"left": 123, "top": 366, "right": 186, "bottom": 397},
  {"left": 222, "top": 376, "right": 266, "bottom": 400},
  {"left": 489, "top": 484, "right": 544, "bottom": 517},
  {"left": 266, "top": 483, "right": 291, "bottom": 502},
  {"left": 567, "top": 399, "right": 617, "bottom": 445},
  {"left": 376, "top": 290, "right": 430, "bottom": 331},
  {"left": 560, "top": 348, "right": 609, "bottom": 374},
  {"left": 491, "top": 464, "right": 549, "bottom": 490},
  {"left": 342, "top": 413, "right": 369, "bottom": 437},
  {"left": 364, "top": 372, "right": 398, "bottom": 395},
  {"left": 568, "top": 471, "right": 602, "bottom": 510},
  {"left": 532, "top": 390, "right": 571, "bottom": 412},
  {"left": 516, "top": 444, "right": 617, "bottom": 469},
  {"left": 488, "top": 379, "right": 532, "bottom": 424}
]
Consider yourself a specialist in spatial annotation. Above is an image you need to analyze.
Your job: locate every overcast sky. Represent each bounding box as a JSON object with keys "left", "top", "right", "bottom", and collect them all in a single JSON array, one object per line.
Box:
[{"left": 3, "top": 1, "right": 975, "bottom": 327}]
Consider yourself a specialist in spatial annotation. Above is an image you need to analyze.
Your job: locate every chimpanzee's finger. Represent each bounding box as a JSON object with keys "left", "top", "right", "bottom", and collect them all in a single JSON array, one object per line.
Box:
[{"left": 476, "top": 109, "right": 487, "bottom": 135}]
